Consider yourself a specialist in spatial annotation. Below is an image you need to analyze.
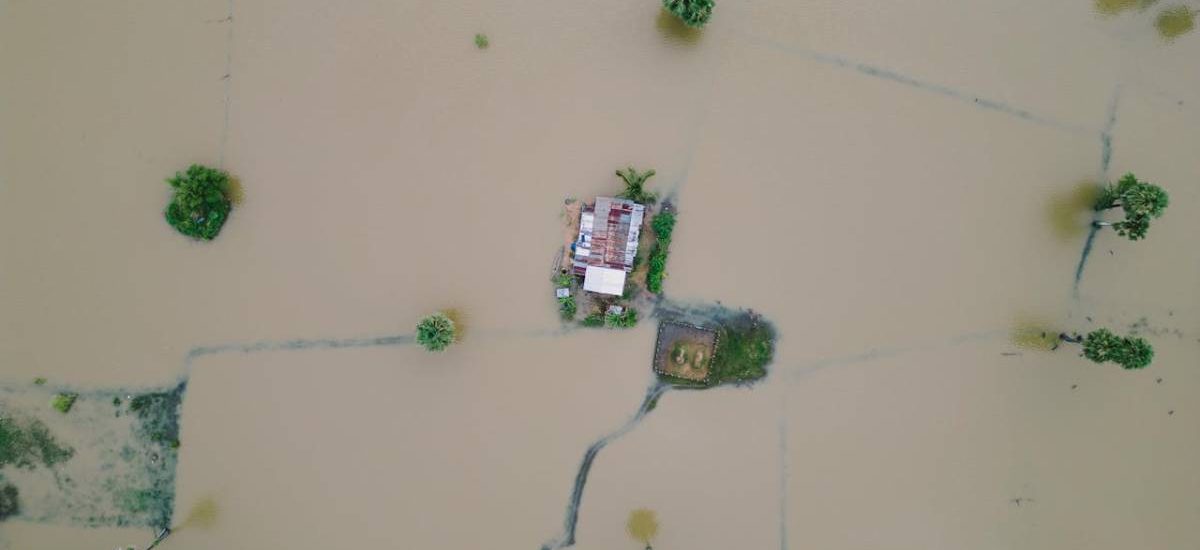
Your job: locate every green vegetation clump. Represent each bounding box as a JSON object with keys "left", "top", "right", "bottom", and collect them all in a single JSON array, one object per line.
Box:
[
  {"left": 474, "top": 33, "right": 489, "bottom": 49},
  {"left": 581, "top": 312, "right": 605, "bottom": 327},
  {"left": 51, "top": 393, "right": 77, "bottom": 414},
  {"left": 1078, "top": 328, "right": 1154, "bottom": 370},
  {"left": 646, "top": 210, "right": 676, "bottom": 294},
  {"left": 663, "top": 0, "right": 714, "bottom": 28},
  {"left": 558, "top": 296, "right": 577, "bottom": 320},
  {"left": 616, "top": 167, "right": 658, "bottom": 205},
  {"left": 416, "top": 312, "right": 457, "bottom": 352},
  {"left": 33, "top": 377, "right": 46, "bottom": 385},
  {"left": 0, "top": 483, "right": 18, "bottom": 521},
  {"left": 1093, "top": 173, "right": 1169, "bottom": 240},
  {"left": 708, "top": 316, "right": 775, "bottom": 385},
  {"left": 0, "top": 415, "right": 75, "bottom": 469},
  {"left": 606, "top": 308, "right": 638, "bottom": 328},
  {"left": 165, "top": 164, "right": 233, "bottom": 240}
]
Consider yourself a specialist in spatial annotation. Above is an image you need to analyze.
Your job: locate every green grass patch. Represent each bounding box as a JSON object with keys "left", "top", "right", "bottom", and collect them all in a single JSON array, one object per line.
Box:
[
  {"left": 581, "top": 312, "right": 605, "bottom": 327},
  {"left": 474, "top": 33, "right": 489, "bottom": 49},
  {"left": 0, "top": 415, "right": 75, "bottom": 469}
]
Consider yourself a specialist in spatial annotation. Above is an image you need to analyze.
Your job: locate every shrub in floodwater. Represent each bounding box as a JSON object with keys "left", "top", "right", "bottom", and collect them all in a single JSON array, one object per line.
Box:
[
  {"left": 581, "top": 311, "right": 605, "bottom": 327},
  {"left": 33, "top": 377, "right": 46, "bottom": 385},
  {"left": 416, "top": 312, "right": 457, "bottom": 352},
  {"left": 165, "top": 164, "right": 233, "bottom": 240},
  {"left": 615, "top": 166, "right": 658, "bottom": 205},
  {"left": 627, "top": 508, "right": 659, "bottom": 549},
  {"left": 558, "top": 296, "right": 577, "bottom": 321},
  {"left": 646, "top": 210, "right": 676, "bottom": 294},
  {"left": 554, "top": 272, "right": 575, "bottom": 288},
  {"left": 1060, "top": 328, "right": 1154, "bottom": 370},
  {"left": 663, "top": 0, "right": 714, "bottom": 28},
  {"left": 1092, "top": 173, "right": 1168, "bottom": 241},
  {"left": 606, "top": 308, "right": 638, "bottom": 329},
  {"left": 51, "top": 393, "right": 77, "bottom": 414},
  {"left": 474, "top": 33, "right": 489, "bottom": 49},
  {"left": 0, "top": 483, "right": 19, "bottom": 521}
]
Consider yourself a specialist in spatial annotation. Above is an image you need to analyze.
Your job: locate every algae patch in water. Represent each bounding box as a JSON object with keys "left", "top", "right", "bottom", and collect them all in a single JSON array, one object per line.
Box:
[{"left": 1155, "top": 6, "right": 1196, "bottom": 38}]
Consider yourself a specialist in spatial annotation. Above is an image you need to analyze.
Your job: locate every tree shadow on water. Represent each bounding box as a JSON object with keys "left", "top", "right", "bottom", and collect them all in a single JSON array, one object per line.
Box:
[{"left": 1046, "top": 180, "right": 1100, "bottom": 242}]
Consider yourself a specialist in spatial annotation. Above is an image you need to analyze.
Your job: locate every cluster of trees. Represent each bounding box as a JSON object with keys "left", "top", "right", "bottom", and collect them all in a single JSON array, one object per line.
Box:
[
  {"left": 1057, "top": 173, "right": 1170, "bottom": 370},
  {"left": 164, "top": 164, "right": 234, "bottom": 240},
  {"left": 646, "top": 210, "right": 676, "bottom": 294}
]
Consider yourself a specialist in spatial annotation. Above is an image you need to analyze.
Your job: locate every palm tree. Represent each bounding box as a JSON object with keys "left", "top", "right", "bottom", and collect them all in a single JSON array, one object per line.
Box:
[
  {"left": 1059, "top": 328, "right": 1153, "bottom": 370},
  {"left": 1092, "top": 173, "right": 1169, "bottom": 241},
  {"left": 416, "top": 312, "right": 457, "bottom": 352},
  {"left": 663, "top": 0, "right": 715, "bottom": 28},
  {"left": 616, "top": 167, "right": 658, "bottom": 205}
]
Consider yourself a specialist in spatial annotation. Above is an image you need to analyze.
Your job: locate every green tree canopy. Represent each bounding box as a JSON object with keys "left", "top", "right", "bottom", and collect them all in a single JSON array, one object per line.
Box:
[
  {"left": 165, "top": 164, "right": 233, "bottom": 240},
  {"left": 663, "top": 0, "right": 715, "bottom": 28},
  {"left": 416, "top": 312, "right": 457, "bottom": 352},
  {"left": 1093, "top": 173, "right": 1168, "bottom": 241},
  {"left": 1080, "top": 328, "right": 1154, "bottom": 370},
  {"left": 616, "top": 167, "right": 658, "bottom": 205}
]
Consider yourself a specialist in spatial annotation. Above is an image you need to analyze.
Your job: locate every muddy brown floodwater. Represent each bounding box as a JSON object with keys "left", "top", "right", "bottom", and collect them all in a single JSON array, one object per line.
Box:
[{"left": 2, "top": 0, "right": 1198, "bottom": 549}]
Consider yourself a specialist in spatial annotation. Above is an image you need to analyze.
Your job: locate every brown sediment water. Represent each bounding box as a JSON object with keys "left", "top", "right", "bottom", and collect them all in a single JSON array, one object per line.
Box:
[{"left": 2, "top": 0, "right": 1199, "bottom": 549}]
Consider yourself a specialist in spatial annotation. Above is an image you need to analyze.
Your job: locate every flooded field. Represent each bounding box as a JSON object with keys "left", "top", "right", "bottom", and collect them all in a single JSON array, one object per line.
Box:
[{"left": 2, "top": 0, "right": 1198, "bottom": 549}]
